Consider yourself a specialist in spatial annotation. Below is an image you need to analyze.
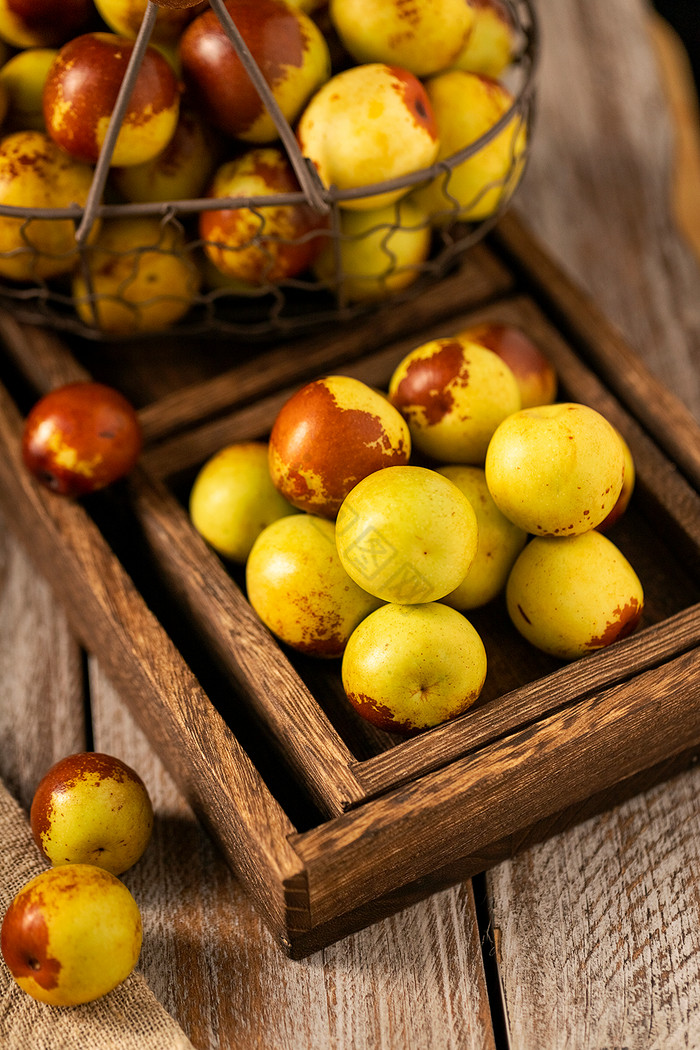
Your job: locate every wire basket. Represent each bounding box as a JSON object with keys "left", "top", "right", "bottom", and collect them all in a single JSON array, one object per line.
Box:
[{"left": 0, "top": 0, "right": 538, "bottom": 342}]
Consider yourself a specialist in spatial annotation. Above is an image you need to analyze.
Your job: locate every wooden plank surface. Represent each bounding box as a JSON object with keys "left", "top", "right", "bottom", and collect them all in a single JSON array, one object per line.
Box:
[
  {"left": 0, "top": 531, "right": 497, "bottom": 1046},
  {"left": 2, "top": 0, "right": 700, "bottom": 1047},
  {"left": 88, "top": 662, "right": 497, "bottom": 1049},
  {"left": 487, "top": 0, "right": 700, "bottom": 1046},
  {"left": 0, "top": 521, "right": 86, "bottom": 813}
]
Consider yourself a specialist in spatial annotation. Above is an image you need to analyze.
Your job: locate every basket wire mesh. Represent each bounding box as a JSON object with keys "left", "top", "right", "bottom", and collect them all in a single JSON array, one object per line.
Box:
[{"left": 0, "top": 0, "right": 538, "bottom": 341}]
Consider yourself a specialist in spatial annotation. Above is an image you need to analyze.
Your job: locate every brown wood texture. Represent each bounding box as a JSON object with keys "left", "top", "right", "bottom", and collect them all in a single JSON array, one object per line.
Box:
[
  {"left": 127, "top": 465, "right": 365, "bottom": 818},
  {"left": 356, "top": 603, "right": 700, "bottom": 797},
  {"left": 6, "top": 254, "right": 697, "bottom": 955},
  {"left": 487, "top": 1, "right": 700, "bottom": 1046},
  {"left": 1, "top": 0, "right": 700, "bottom": 1046},
  {"left": 2, "top": 197, "right": 698, "bottom": 952},
  {"left": 86, "top": 664, "right": 497, "bottom": 1050},
  {"left": 135, "top": 244, "right": 514, "bottom": 446},
  {"left": 287, "top": 645, "right": 700, "bottom": 923},
  {"left": 0, "top": 511, "right": 499, "bottom": 1047},
  {"left": 126, "top": 282, "right": 700, "bottom": 816},
  {"left": 0, "top": 516, "right": 86, "bottom": 812},
  {"left": 0, "top": 380, "right": 304, "bottom": 945}
]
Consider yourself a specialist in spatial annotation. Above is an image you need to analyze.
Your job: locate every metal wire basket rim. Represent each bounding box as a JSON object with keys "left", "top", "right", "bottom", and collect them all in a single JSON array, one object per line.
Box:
[
  {"left": 0, "top": 0, "right": 538, "bottom": 344},
  {"left": 0, "top": 0, "right": 538, "bottom": 226}
]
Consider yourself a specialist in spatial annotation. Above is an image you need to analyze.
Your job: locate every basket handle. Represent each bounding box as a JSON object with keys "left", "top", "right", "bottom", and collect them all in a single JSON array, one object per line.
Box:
[
  {"left": 209, "top": 0, "right": 329, "bottom": 215},
  {"left": 75, "top": 0, "right": 329, "bottom": 246},
  {"left": 75, "top": 1, "right": 159, "bottom": 245}
]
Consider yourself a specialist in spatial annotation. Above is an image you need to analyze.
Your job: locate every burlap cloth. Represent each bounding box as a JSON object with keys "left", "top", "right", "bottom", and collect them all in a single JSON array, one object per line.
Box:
[{"left": 0, "top": 777, "right": 195, "bottom": 1050}]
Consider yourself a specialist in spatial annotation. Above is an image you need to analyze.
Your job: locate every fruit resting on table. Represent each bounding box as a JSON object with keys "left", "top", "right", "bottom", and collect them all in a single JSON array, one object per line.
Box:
[
  {"left": 1, "top": 752, "right": 152, "bottom": 1004},
  {"left": 0, "top": 0, "right": 528, "bottom": 332},
  {"left": 21, "top": 381, "right": 143, "bottom": 496},
  {"left": 30, "top": 751, "right": 154, "bottom": 876},
  {"left": 1, "top": 864, "right": 142, "bottom": 1005},
  {"left": 190, "top": 324, "right": 642, "bottom": 735}
]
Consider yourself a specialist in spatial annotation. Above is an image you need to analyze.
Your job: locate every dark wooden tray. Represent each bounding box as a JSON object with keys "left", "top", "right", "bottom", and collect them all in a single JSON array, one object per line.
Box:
[{"left": 0, "top": 213, "right": 698, "bottom": 958}]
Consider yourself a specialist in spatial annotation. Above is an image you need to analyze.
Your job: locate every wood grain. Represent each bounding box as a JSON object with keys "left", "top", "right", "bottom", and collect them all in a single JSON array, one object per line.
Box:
[
  {"left": 355, "top": 604, "right": 700, "bottom": 798},
  {"left": 0, "top": 509, "right": 498, "bottom": 1047},
  {"left": 289, "top": 646, "right": 700, "bottom": 931},
  {"left": 0, "top": 380, "right": 303, "bottom": 946},
  {"left": 88, "top": 646, "right": 497, "bottom": 1049},
  {"left": 135, "top": 244, "right": 513, "bottom": 445},
  {"left": 488, "top": 0, "right": 700, "bottom": 1044},
  {"left": 0, "top": 511, "right": 85, "bottom": 809},
  {"left": 513, "top": 0, "right": 700, "bottom": 419},
  {"left": 0, "top": 311, "right": 90, "bottom": 393},
  {"left": 1, "top": 0, "right": 699, "bottom": 1044},
  {"left": 649, "top": 12, "right": 700, "bottom": 262},
  {"left": 491, "top": 772, "right": 700, "bottom": 1047},
  {"left": 127, "top": 465, "right": 366, "bottom": 817}
]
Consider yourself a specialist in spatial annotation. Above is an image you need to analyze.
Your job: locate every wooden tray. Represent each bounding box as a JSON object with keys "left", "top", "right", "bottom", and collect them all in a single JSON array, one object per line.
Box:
[{"left": 0, "top": 213, "right": 698, "bottom": 958}]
